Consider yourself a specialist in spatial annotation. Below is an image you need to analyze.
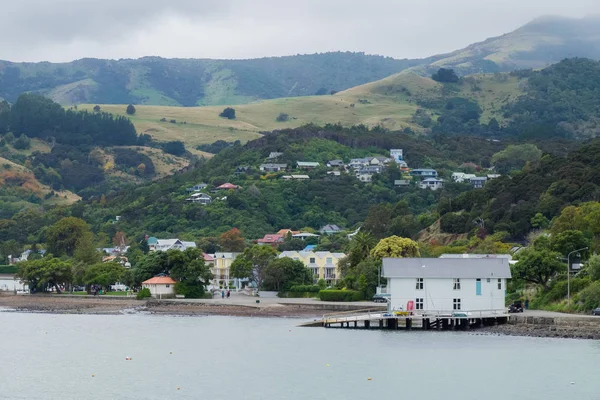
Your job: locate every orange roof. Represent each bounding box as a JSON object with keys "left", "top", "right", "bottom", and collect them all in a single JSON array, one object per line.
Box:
[
  {"left": 142, "top": 276, "right": 176, "bottom": 285},
  {"left": 277, "top": 229, "right": 300, "bottom": 236}
]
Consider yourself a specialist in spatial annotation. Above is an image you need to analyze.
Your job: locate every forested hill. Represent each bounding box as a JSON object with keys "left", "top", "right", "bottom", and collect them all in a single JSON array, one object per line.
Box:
[{"left": 0, "top": 53, "right": 421, "bottom": 106}]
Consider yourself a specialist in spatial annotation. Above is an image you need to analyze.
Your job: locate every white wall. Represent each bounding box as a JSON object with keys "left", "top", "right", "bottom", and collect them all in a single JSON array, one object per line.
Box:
[
  {"left": 0, "top": 277, "right": 28, "bottom": 292},
  {"left": 387, "top": 277, "right": 506, "bottom": 313},
  {"left": 143, "top": 283, "right": 175, "bottom": 298}
]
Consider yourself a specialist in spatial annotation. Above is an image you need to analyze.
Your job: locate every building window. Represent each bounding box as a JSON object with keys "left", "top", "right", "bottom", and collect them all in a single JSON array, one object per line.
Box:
[
  {"left": 497, "top": 279, "right": 502, "bottom": 290},
  {"left": 415, "top": 278, "right": 423, "bottom": 290},
  {"left": 416, "top": 298, "right": 424, "bottom": 310},
  {"left": 309, "top": 257, "right": 316, "bottom": 264},
  {"left": 165, "top": 285, "right": 170, "bottom": 288},
  {"left": 453, "top": 298, "right": 461, "bottom": 310},
  {"left": 486, "top": 278, "right": 491, "bottom": 283},
  {"left": 453, "top": 278, "right": 461, "bottom": 290},
  {"left": 326, "top": 257, "right": 332, "bottom": 264}
]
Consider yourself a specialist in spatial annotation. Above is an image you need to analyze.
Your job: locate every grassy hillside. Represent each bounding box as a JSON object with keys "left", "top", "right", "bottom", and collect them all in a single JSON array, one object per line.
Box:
[
  {"left": 80, "top": 71, "right": 524, "bottom": 147},
  {"left": 411, "top": 15, "right": 600, "bottom": 76},
  {"left": 0, "top": 53, "right": 419, "bottom": 106}
]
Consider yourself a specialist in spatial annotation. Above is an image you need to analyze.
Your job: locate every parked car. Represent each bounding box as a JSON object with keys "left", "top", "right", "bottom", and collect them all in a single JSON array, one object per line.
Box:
[
  {"left": 592, "top": 308, "right": 600, "bottom": 316},
  {"left": 508, "top": 300, "right": 524, "bottom": 313},
  {"left": 372, "top": 294, "right": 389, "bottom": 303}
]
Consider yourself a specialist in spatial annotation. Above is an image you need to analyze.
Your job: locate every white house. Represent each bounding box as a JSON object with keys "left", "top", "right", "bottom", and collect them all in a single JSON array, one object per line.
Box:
[
  {"left": 419, "top": 178, "right": 444, "bottom": 190},
  {"left": 150, "top": 239, "right": 197, "bottom": 252},
  {"left": 451, "top": 172, "right": 477, "bottom": 183},
  {"left": 297, "top": 161, "right": 320, "bottom": 169},
  {"left": 142, "top": 275, "right": 176, "bottom": 298},
  {"left": 186, "top": 193, "right": 212, "bottom": 204},
  {"left": 390, "top": 149, "right": 403, "bottom": 163},
  {"left": 186, "top": 183, "right": 208, "bottom": 192},
  {"left": 259, "top": 163, "right": 287, "bottom": 172},
  {"left": 382, "top": 258, "right": 511, "bottom": 314}
]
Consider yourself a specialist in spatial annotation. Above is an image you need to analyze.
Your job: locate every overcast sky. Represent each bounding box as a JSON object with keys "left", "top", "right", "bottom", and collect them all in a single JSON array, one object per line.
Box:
[{"left": 1, "top": 0, "right": 598, "bottom": 62}]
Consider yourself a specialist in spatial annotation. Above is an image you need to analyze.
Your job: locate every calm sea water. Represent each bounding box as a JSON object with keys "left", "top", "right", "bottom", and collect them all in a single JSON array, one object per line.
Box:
[{"left": 0, "top": 312, "right": 598, "bottom": 400}]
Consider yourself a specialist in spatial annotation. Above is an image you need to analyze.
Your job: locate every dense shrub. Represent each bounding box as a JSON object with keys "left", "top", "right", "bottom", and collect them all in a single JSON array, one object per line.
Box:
[
  {"left": 289, "top": 284, "right": 320, "bottom": 292},
  {"left": 136, "top": 287, "right": 151, "bottom": 299},
  {"left": 114, "top": 148, "right": 156, "bottom": 176},
  {"left": 575, "top": 281, "right": 600, "bottom": 311},
  {"left": 219, "top": 107, "right": 236, "bottom": 120},
  {"left": 318, "top": 289, "right": 364, "bottom": 302},
  {"left": 175, "top": 282, "right": 205, "bottom": 299},
  {"left": 277, "top": 291, "right": 319, "bottom": 298},
  {"left": 162, "top": 140, "right": 186, "bottom": 156}
]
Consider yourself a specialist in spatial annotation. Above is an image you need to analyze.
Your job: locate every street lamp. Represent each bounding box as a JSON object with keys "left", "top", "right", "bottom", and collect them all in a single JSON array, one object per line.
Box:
[{"left": 567, "top": 247, "right": 588, "bottom": 306}]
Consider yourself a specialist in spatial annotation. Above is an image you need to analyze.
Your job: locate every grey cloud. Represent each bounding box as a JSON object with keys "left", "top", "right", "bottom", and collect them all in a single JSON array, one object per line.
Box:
[{"left": 1, "top": 0, "right": 600, "bottom": 62}]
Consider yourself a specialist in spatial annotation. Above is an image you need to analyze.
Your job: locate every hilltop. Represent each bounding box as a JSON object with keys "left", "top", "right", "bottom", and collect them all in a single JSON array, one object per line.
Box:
[{"left": 1, "top": 16, "right": 600, "bottom": 107}]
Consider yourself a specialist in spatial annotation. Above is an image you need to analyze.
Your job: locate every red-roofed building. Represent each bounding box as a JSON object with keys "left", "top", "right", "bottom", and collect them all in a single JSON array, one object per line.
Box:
[
  {"left": 203, "top": 253, "right": 215, "bottom": 267},
  {"left": 142, "top": 275, "right": 176, "bottom": 298},
  {"left": 256, "top": 234, "right": 285, "bottom": 247},
  {"left": 216, "top": 183, "right": 241, "bottom": 190}
]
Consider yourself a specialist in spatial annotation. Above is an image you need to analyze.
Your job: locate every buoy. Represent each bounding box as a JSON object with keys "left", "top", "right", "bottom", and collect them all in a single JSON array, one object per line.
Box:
[
  {"left": 368, "top": 378, "right": 372, "bottom": 381},
  {"left": 177, "top": 387, "right": 180, "bottom": 390},
  {"left": 571, "top": 382, "right": 575, "bottom": 385},
  {"left": 125, "top": 357, "right": 131, "bottom": 361},
  {"left": 326, "top": 364, "right": 330, "bottom": 367},
  {"left": 170, "top": 352, "right": 173, "bottom": 355},
  {"left": 92, "top": 374, "right": 95, "bottom": 377}
]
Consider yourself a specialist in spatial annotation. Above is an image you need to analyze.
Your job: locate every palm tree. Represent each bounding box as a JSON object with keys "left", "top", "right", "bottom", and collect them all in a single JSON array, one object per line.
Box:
[{"left": 350, "top": 231, "right": 377, "bottom": 261}]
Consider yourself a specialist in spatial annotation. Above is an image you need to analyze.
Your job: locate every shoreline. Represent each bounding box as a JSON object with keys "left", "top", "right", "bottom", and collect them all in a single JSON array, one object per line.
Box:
[{"left": 1, "top": 294, "right": 599, "bottom": 339}]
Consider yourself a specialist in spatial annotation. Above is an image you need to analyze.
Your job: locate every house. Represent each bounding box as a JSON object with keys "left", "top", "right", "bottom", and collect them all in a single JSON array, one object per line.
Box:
[
  {"left": 185, "top": 193, "right": 212, "bottom": 204},
  {"left": 470, "top": 177, "right": 488, "bottom": 189},
  {"left": 186, "top": 183, "right": 208, "bottom": 193},
  {"left": 14, "top": 249, "right": 46, "bottom": 263},
  {"left": 102, "top": 255, "right": 131, "bottom": 268},
  {"left": 487, "top": 174, "right": 501, "bottom": 180},
  {"left": 142, "top": 275, "right": 176, "bottom": 298},
  {"left": 320, "top": 224, "right": 342, "bottom": 235},
  {"left": 216, "top": 183, "right": 241, "bottom": 190},
  {"left": 259, "top": 163, "right": 287, "bottom": 172},
  {"left": 326, "top": 160, "right": 344, "bottom": 168},
  {"left": 394, "top": 179, "right": 410, "bottom": 187},
  {"left": 281, "top": 175, "right": 310, "bottom": 180},
  {"left": 411, "top": 168, "right": 438, "bottom": 177},
  {"left": 277, "top": 229, "right": 300, "bottom": 237},
  {"left": 390, "top": 149, "right": 403, "bottom": 163},
  {"left": 357, "top": 165, "right": 384, "bottom": 175},
  {"left": 234, "top": 166, "right": 251, "bottom": 175},
  {"left": 150, "top": 239, "right": 197, "bottom": 252},
  {"left": 267, "top": 152, "right": 283, "bottom": 160},
  {"left": 366, "top": 156, "right": 392, "bottom": 166},
  {"left": 348, "top": 158, "right": 369, "bottom": 169},
  {"left": 292, "top": 232, "right": 320, "bottom": 240},
  {"left": 327, "top": 171, "right": 341, "bottom": 177},
  {"left": 278, "top": 251, "right": 346, "bottom": 285},
  {"left": 419, "top": 178, "right": 444, "bottom": 190},
  {"left": 440, "top": 253, "right": 513, "bottom": 263},
  {"left": 0, "top": 273, "right": 28, "bottom": 292},
  {"left": 257, "top": 234, "right": 285, "bottom": 246},
  {"left": 211, "top": 252, "right": 243, "bottom": 288},
  {"left": 297, "top": 161, "right": 320, "bottom": 169},
  {"left": 451, "top": 172, "right": 477, "bottom": 183},
  {"left": 382, "top": 257, "right": 511, "bottom": 313},
  {"left": 203, "top": 253, "right": 215, "bottom": 267},
  {"left": 357, "top": 171, "right": 373, "bottom": 182}
]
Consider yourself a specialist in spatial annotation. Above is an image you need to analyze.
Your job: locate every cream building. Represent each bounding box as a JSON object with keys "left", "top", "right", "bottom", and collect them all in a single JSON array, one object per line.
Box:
[
  {"left": 278, "top": 251, "right": 345, "bottom": 285},
  {"left": 211, "top": 252, "right": 242, "bottom": 288}
]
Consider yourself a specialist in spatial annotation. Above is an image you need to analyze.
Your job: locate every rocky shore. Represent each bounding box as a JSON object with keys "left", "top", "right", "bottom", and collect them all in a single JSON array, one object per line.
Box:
[
  {"left": 0, "top": 294, "right": 325, "bottom": 318},
  {"left": 482, "top": 314, "right": 600, "bottom": 340}
]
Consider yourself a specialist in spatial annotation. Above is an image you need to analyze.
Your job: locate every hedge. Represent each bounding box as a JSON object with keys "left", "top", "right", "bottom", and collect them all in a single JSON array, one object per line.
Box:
[
  {"left": 278, "top": 291, "right": 319, "bottom": 299},
  {"left": 0, "top": 265, "right": 17, "bottom": 274},
  {"left": 318, "top": 290, "right": 364, "bottom": 302},
  {"left": 289, "top": 284, "right": 320, "bottom": 293}
]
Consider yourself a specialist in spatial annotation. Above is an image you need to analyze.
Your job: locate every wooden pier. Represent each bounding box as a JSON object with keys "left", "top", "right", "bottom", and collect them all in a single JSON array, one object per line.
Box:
[{"left": 299, "top": 309, "right": 509, "bottom": 331}]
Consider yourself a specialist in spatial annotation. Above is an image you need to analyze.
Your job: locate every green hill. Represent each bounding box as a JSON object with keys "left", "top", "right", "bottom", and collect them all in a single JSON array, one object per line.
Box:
[{"left": 0, "top": 53, "right": 420, "bottom": 106}]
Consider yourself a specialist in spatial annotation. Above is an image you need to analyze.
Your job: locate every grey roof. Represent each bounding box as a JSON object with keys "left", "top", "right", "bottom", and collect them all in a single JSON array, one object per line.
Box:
[
  {"left": 470, "top": 177, "right": 488, "bottom": 181},
  {"left": 412, "top": 169, "right": 437, "bottom": 172},
  {"left": 382, "top": 258, "right": 512, "bottom": 279}
]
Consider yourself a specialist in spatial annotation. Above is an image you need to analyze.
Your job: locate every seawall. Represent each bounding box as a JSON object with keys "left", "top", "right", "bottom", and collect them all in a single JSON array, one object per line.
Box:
[{"left": 490, "top": 314, "right": 600, "bottom": 339}]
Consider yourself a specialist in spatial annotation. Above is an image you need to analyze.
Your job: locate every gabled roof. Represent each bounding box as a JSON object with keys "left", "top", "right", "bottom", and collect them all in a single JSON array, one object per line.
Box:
[
  {"left": 203, "top": 253, "right": 215, "bottom": 262},
  {"left": 297, "top": 161, "right": 320, "bottom": 167},
  {"left": 257, "top": 234, "right": 284, "bottom": 243},
  {"left": 320, "top": 224, "right": 342, "bottom": 232},
  {"left": 382, "top": 258, "right": 512, "bottom": 279},
  {"left": 217, "top": 183, "right": 240, "bottom": 190},
  {"left": 143, "top": 276, "right": 176, "bottom": 285}
]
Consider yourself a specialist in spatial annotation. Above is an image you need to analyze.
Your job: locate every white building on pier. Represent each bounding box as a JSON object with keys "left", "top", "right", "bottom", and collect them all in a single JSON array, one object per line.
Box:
[{"left": 382, "top": 258, "right": 511, "bottom": 314}]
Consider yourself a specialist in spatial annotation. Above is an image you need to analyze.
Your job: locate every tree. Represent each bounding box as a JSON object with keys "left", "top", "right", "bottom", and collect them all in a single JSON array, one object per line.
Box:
[
  {"left": 219, "top": 228, "right": 245, "bottom": 252},
  {"left": 13, "top": 134, "right": 31, "bottom": 150},
  {"left": 262, "top": 257, "right": 312, "bottom": 291},
  {"left": 219, "top": 107, "right": 236, "bottom": 119},
  {"left": 347, "top": 231, "right": 377, "bottom": 267},
  {"left": 512, "top": 248, "right": 563, "bottom": 290},
  {"left": 73, "top": 231, "right": 102, "bottom": 264},
  {"left": 432, "top": 68, "right": 459, "bottom": 83},
  {"left": 131, "top": 251, "right": 169, "bottom": 287},
  {"left": 167, "top": 248, "right": 212, "bottom": 298},
  {"left": 530, "top": 213, "right": 550, "bottom": 229},
  {"left": 84, "top": 262, "right": 125, "bottom": 291},
  {"left": 587, "top": 255, "right": 600, "bottom": 282},
  {"left": 46, "top": 217, "right": 92, "bottom": 257},
  {"left": 162, "top": 140, "right": 186, "bottom": 156},
  {"left": 198, "top": 237, "right": 220, "bottom": 254},
  {"left": 491, "top": 144, "right": 542, "bottom": 174},
  {"left": 550, "top": 230, "right": 590, "bottom": 258},
  {"left": 93, "top": 105, "right": 101, "bottom": 112},
  {"left": 230, "top": 245, "right": 277, "bottom": 288},
  {"left": 112, "top": 231, "right": 129, "bottom": 251},
  {"left": 276, "top": 113, "right": 289, "bottom": 122},
  {"left": 371, "top": 236, "right": 420, "bottom": 259},
  {"left": 17, "top": 257, "right": 73, "bottom": 293},
  {"left": 126, "top": 104, "right": 136, "bottom": 115}
]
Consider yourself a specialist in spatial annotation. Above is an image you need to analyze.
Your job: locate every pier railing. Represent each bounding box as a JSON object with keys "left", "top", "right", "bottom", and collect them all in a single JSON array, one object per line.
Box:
[{"left": 323, "top": 308, "right": 509, "bottom": 323}]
